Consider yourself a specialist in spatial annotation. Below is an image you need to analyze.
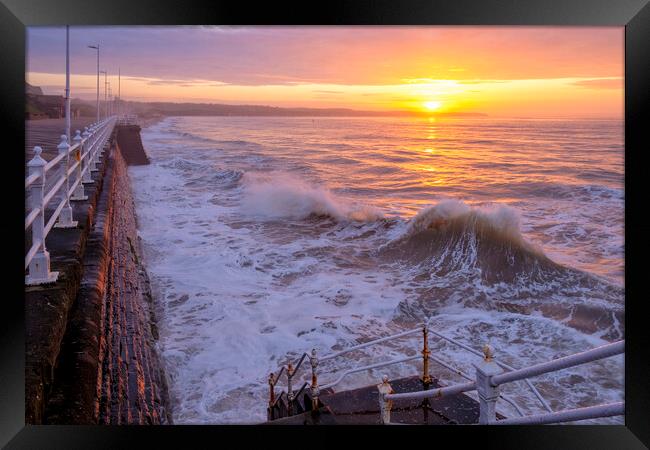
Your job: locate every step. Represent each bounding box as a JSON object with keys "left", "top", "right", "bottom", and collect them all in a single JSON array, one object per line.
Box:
[{"left": 267, "top": 375, "right": 492, "bottom": 424}]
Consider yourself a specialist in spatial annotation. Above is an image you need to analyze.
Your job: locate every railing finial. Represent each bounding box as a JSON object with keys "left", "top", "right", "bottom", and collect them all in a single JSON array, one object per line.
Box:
[
  {"left": 483, "top": 343, "right": 494, "bottom": 362},
  {"left": 28, "top": 146, "right": 46, "bottom": 167},
  {"left": 378, "top": 375, "right": 393, "bottom": 424}
]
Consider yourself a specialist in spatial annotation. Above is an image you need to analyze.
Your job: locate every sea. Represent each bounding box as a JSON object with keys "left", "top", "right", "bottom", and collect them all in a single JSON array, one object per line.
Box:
[{"left": 129, "top": 116, "right": 624, "bottom": 424}]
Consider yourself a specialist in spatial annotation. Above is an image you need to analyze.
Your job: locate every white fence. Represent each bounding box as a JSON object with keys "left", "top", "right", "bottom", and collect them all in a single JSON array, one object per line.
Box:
[
  {"left": 267, "top": 321, "right": 624, "bottom": 425},
  {"left": 25, "top": 116, "right": 117, "bottom": 285},
  {"left": 117, "top": 114, "right": 138, "bottom": 126}
]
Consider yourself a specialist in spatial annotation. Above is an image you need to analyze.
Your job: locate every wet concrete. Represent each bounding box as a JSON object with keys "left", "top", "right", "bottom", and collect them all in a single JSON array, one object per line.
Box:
[{"left": 25, "top": 124, "right": 168, "bottom": 424}]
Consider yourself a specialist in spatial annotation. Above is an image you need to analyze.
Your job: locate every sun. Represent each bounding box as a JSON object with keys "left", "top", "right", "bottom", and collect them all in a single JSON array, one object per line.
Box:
[{"left": 424, "top": 100, "right": 442, "bottom": 111}]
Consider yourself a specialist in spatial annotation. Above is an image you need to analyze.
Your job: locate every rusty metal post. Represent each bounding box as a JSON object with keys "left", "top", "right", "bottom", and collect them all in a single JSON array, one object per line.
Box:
[
  {"left": 268, "top": 373, "right": 276, "bottom": 406},
  {"left": 267, "top": 372, "right": 276, "bottom": 421},
  {"left": 286, "top": 363, "right": 294, "bottom": 416},
  {"left": 309, "top": 349, "right": 320, "bottom": 412},
  {"left": 422, "top": 324, "right": 432, "bottom": 387},
  {"left": 377, "top": 375, "right": 393, "bottom": 424}
]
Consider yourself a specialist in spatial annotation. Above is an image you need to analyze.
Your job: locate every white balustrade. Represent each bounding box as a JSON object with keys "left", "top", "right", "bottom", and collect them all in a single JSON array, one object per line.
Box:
[{"left": 25, "top": 116, "right": 117, "bottom": 285}]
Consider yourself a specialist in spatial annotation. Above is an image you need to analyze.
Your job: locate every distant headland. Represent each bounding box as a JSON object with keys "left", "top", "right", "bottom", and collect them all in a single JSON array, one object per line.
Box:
[{"left": 26, "top": 83, "right": 487, "bottom": 120}]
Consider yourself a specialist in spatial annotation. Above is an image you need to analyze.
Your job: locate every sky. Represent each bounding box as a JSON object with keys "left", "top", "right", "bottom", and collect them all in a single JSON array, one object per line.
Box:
[{"left": 26, "top": 26, "right": 624, "bottom": 118}]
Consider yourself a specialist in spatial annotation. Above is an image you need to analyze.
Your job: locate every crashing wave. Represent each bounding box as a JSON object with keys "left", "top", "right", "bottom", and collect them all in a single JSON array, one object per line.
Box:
[
  {"left": 239, "top": 172, "right": 383, "bottom": 222},
  {"left": 381, "top": 199, "right": 564, "bottom": 283}
]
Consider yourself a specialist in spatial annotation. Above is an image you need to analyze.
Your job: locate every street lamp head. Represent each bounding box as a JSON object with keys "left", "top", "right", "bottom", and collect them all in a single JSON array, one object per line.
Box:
[{"left": 88, "top": 45, "right": 98, "bottom": 49}]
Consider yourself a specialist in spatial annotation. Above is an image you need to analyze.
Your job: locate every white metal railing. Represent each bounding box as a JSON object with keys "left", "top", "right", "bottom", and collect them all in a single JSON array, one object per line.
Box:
[
  {"left": 266, "top": 322, "right": 545, "bottom": 420},
  {"left": 25, "top": 116, "right": 117, "bottom": 285},
  {"left": 380, "top": 339, "right": 624, "bottom": 425},
  {"left": 266, "top": 323, "right": 624, "bottom": 425},
  {"left": 117, "top": 114, "right": 138, "bottom": 126}
]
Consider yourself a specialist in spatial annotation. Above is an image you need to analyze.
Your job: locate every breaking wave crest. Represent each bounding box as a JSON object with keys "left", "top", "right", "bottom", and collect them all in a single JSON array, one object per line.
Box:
[
  {"left": 240, "top": 172, "right": 383, "bottom": 222},
  {"left": 381, "top": 199, "right": 564, "bottom": 283},
  {"left": 379, "top": 200, "right": 624, "bottom": 340}
]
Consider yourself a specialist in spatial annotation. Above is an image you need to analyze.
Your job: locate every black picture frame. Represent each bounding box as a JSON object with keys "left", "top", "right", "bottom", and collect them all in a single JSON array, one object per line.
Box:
[{"left": 1, "top": 0, "right": 648, "bottom": 448}]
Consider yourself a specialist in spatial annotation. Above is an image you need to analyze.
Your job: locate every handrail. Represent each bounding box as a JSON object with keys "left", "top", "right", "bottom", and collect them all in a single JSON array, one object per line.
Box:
[
  {"left": 320, "top": 328, "right": 421, "bottom": 362},
  {"left": 428, "top": 353, "right": 525, "bottom": 417},
  {"left": 377, "top": 339, "right": 624, "bottom": 425},
  {"left": 425, "top": 318, "right": 552, "bottom": 413},
  {"left": 25, "top": 173, "right": 40, "bottom": 188},
  {"left": 494, "top": 402, "right": 624, "bottom": 425},
  {"left": 267, "top": 321, "right": 623, "bottom": 426},
  {"left": 388, "top": 380, "right": 477, "bottom": 401},
  {"left": 491, "top": 340, "right": 624, "bottom": 386},
  {"left": 267, "top": 323, "right": 537, "bottom": 420},
  {"left": 269, "top": 327, "right": 420, "bottom": 390},
  {"left": 292, "top": 352, "right": 309, "bottom": 376},
  {"left": 320, "top": 355, "right": 420, "bottom": 391},
  {"left": 25, "top": 116, "right": 117, "bottom": 285},
  {"left": 269, "top": 323, "right": 547, "bottom": 415}
]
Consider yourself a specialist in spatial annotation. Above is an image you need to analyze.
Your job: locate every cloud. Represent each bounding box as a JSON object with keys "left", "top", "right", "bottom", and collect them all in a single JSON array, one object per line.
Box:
[
  {"left": 26, "top": 26, "right": 623, "bottom": 87},
  {"left": 312, "top": 90, "right": 344, "bottom": 94},
  {"left": 571, "top": 78, "right": 623, "bottom": 89}
]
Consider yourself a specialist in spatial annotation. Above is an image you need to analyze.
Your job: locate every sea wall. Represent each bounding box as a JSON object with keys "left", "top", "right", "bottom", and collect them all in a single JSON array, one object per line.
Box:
[
  {"left": 116, "top": 125, "right": 150, "bottom": 165},
  {"left": 25, "top": 125, "right": 170, "bottom": 424}
]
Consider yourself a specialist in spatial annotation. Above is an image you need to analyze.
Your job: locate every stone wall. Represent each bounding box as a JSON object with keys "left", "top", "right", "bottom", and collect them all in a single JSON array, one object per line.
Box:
[{"left": 25, "top": 126, "right": 170, "bottom": 424}]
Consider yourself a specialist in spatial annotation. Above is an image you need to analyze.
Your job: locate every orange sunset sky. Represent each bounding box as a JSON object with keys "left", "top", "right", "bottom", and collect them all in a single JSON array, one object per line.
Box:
[{"left": 26, "top": 26, "right": 624, "bottom": 118}]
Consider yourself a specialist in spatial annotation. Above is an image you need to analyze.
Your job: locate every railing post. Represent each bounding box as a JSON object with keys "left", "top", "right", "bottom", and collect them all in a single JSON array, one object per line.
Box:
[
  {"left": 268, "top": 373, "right": 276, "bottom": 407},
  {"left": 286, "top": 363, "right": 294, "bottom": 416},
  {"left": 54, "top": 136, "right": 77, "bottom": 229},
  {"left": 84, "top": 127, "right": 98, "bottom": 172},
  {"left": 474, "top": 344, "right": 503, "bottom": 424},
  {"left": 70, "top": 133, "right": 87, "bottom": 201},
  {"left": 377, "top": 375, "right": 393, "bottom": 424},
  {"left": 422, "top": 324, "right": 432, "bottom": 387},
  {"left": 267, "top": 372, "right": 276, "bottom": 421},
  {"left": 26, "top": 147, "right": 59, "bottom": 285},
  {"left": 78, "top": 130, "right": 92, "bottom": 184},
  {"left": 309, "top": 349, "right": 320, "bottom": 412},
  {"left": 95, "top": 128, "right": 104, "bottom": 161}
]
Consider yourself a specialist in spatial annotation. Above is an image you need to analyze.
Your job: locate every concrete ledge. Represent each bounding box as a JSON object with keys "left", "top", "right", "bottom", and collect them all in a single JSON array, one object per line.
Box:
[
  {"left": 25, "top": 137, "right": 112, "bottom": 425},
  {"left": 25, "top": 126, "right": 170, "bottom": 424}
]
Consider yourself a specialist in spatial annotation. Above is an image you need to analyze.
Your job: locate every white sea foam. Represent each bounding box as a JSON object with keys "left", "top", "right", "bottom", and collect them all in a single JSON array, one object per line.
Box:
[
  {"left": 240, "top": 171, "right": 383, "bottom": 222},
  {"left": 132, "top": 116, "right": 624, "bottom": 424}
]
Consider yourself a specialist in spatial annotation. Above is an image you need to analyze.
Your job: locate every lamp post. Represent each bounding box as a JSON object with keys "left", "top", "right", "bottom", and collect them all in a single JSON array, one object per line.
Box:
[
  {"left": 87, "top": 45, "right": 99, "bottom": 123},
  {"left": 64, "top": 26, "right": 71, "bottom": 144},
  {"left": 54, "top": 25, "right": 77, "bottom": 229},
  {"left": 100, "top": 70, "right": 107, "bottom": 119}
]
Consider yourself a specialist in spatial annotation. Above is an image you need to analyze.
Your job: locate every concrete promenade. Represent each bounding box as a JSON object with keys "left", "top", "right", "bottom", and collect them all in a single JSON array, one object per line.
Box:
[{"left": 24, "top": 119, "right": 170, "bottom": 424}]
